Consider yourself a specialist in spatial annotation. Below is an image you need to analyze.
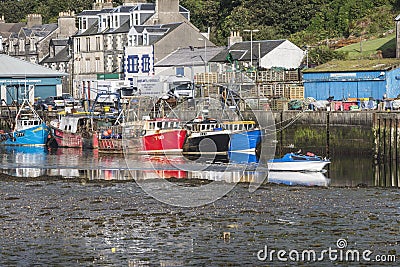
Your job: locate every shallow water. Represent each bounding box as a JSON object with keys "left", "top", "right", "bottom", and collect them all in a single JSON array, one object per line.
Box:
[{"left": 0, "top": 147, "right": 399, "bottom": 266}]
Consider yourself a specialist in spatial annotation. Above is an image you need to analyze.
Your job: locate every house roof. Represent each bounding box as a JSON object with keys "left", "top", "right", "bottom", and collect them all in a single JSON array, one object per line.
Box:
[
  {"left": 303, "top": 59, "right": 400, "bottom": 73},
  {"left": 0, "top": 54, "right": 67, "bottom": 77},
  {"left": 21, "top": 24, "right": 58, "bottom": 39},
  {"left": 77, "top": 10, "right": 102, "bottom": 17},
  {"left": 106, "top": 20, "right": 131, "bottom": 34},
  {"left": 134, "top": 3, "right": 156, "bottom": 11},
  {"left": 0, "top": 22, "right": 25, "bottom": 38},
  {"left": 130, "top": 22, "right": 183, "bottom": 44},
  {"left": 50, "top": 38, "right": 69, "bottom": 46},
  {"left": 74, "top": 21, "right": 101, "bottom": 36},
  {"left": 41, "top": 46, "right": 71, "bottom": 63},
  {"left": 155, "top": 46, "right": 225, "bottom": 67},
  {"left": 210, "top": 39, "right": 286, "bottom": 62}
]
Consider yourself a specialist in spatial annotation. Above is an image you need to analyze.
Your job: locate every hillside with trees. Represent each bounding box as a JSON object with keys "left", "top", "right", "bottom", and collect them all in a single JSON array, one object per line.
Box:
[{"left": 1, "top": 0, "right": 400, "bottom": 65}]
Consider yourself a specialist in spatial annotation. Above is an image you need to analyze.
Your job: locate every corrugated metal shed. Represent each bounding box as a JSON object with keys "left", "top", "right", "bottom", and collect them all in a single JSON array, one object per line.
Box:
[{"left": 303, "top": 59, "right": 400, "bottom": 100}]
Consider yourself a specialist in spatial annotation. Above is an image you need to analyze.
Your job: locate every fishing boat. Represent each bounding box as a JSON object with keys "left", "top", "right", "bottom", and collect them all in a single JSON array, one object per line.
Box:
[
  {"left": 140, "top": 118, "right": 187, "bottom": 154},
  {"left": 0, "top": 100, "right": 49, "bottom": 146},
  {"left": 222, "top": 120, "right": 262, "bottom": 153},
  {"left": 98, "top": 125, "right": 124, "bottom": 153},
  {"left": 50, "top": 112, "right": 99, "bottom": 149},
  {"left": 183, "top": 118, "right": 230, "bottom": 156},
  {"left": 268, "top": 152, "right": 330, "bottom": 171}
]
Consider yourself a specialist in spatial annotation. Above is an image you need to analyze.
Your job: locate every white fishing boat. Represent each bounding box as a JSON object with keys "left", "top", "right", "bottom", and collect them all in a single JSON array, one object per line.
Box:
[{"left": 268, "top": 152, "right": 330, "bottom": 172}]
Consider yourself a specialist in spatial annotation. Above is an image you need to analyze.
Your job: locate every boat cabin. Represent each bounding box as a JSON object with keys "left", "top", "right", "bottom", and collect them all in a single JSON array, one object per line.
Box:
[
  {"left": 16, "top": 117, "right": 42, "bottom": 131},
  {"left": 185, "top": 119, "right": 223, "bottom": 132},
  {"left": 58, "top": 116, "right": 92, "bottom": 133},
  {"left": 144, "top": 119, "right": 181, "bottom": 130},
  {"left": 222, "top": 121, "right": 257, "bottom": 132}
]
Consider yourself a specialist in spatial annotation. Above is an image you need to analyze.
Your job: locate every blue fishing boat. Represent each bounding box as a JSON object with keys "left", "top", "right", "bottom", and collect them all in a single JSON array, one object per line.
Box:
[
  {"left": 222, "top": 121, "right": 262, "bottom": 153},
  {"left": 0, "top": 100, "right": 50, "bottom": 146}
]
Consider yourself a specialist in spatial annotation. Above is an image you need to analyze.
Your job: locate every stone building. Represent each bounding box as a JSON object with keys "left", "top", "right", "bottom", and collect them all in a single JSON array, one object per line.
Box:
[
  {"left": 3, "top": 12, "right": 76, "bottom": 64},
  {"left": 0, "top": 15, "right": 25, "bottom": 54},
  {"left": 72, "top": 0, "right": 202, "bottom": 99}
]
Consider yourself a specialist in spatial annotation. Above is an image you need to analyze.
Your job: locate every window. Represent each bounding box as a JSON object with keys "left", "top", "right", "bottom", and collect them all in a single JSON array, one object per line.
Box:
[
  {"left": 86, "top": 37, "right": 90, "bottom": 51},
  {"left": 82, "top": 18, "right": 87, "bottom": 30},
  {"left": 85, "top": 58, "right": 90, "bottom": 73},
  {"left": 127, "top": 55, "right": 139, "bottom": 73},
  {"left": 96, "top": 37, "right": 101, "bottom": 51},
  {"left": 176, "top": 67, "right": 184, "bottom": 76},
  {"left": 116, "top": 35, "right": 122, "bottom": 50},
  {"left": 134, "top": 13, "right": 139, "bottom": 25},
  {"left": 143, "top": 33, "right": 149, "bottom": 45},
  {"left": 107, "top": 36, "right": 112, "bottom": 50},
  {"left": 107, "top": 56, "right": 113, "bottom": 72},
  {"left": 76, "top": 38, "right": 81, "bottom": 52},
  {"left": 19, "top": 39, "right": 25, "bottom": 52},
  {"left": 142, "top": 55, "right": 150, "bottom": 73},
  {"left": 95, "top": 57, "right": 100, "bottom": 72}
]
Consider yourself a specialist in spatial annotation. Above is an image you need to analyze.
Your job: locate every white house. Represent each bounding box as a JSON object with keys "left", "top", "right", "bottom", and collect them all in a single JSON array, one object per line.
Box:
[{"left": 210, "top": 39, "right": 305, "bottom": 70}]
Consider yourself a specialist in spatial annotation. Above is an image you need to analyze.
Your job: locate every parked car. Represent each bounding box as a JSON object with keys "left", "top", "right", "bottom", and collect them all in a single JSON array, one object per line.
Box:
[
  {"left": 62, "top": 93, "right": 81, "bottom": 107},
  {"left": 34, "top": 97, "right": 56, "bottom": 111}
]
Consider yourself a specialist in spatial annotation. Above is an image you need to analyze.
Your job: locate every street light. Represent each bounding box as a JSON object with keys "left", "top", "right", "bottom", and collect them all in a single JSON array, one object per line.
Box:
[
  {"left": 244, "top": 29, "right": 259, "bottom": 68},
  {"left": 198, "top": 37, "right": 207, "bottom": 73}
]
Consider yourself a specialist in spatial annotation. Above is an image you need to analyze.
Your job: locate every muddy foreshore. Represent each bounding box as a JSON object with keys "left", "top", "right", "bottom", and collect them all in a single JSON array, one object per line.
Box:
[{"left": 0, "top": 177, "right": 398, "bottom": 266}]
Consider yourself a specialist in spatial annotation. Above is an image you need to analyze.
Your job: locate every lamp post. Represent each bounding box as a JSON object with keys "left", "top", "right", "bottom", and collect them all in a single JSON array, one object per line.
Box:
[
  {"left": 198, "top": 38, "right": 207, "bottom": 73},
  {"left": 244, "top": 29, "right": 259, "bottom": 68}
]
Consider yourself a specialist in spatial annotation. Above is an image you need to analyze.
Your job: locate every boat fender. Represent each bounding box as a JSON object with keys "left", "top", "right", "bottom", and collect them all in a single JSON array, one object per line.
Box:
[{"left": 140, "top": 129, "right": 146, "bottom": 136}]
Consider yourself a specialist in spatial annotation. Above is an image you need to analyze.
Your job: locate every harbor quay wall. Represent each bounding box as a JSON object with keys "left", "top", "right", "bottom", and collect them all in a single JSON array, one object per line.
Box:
[{"left": 251, "top": 110, "right": 397, "bottom": 163}]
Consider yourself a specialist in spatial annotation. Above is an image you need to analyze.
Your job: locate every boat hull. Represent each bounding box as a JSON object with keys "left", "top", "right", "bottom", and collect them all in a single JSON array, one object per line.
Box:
[
  {"left": 0, "top": 123, "right": 49, "bottom": 146},
  {"left": 267, "top": 161, "right": 330, "bottom": 172},
  {"left": 229, "top": 129, "right": 261, "bottom": 153},
  {"left": 53, "top": 129, "right": 99, "bottom": 149},
  {"left": 142, "top": 129, "right": 187, "bottom": 154},
  {"left": 98, "top": 138, "right": 124, "bottom": 153},
  {"left": 183, "top": 132, "right": 230, "bottom": 155}
]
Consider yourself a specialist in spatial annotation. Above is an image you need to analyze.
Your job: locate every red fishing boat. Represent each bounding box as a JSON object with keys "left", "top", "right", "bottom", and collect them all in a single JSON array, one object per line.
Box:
[{"left": 140, "top": 118, "right": 187, "bottom": 154}]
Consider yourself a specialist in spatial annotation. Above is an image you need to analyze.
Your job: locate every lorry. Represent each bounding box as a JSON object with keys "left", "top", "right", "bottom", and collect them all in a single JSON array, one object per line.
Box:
[{"left": 135, "top": 75, "right": 194, "bottom": 99}]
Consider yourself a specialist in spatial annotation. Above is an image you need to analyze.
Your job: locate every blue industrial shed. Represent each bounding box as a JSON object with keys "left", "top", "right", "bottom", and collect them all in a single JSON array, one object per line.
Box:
[
  {"left": 303, "top": 59, "right": 400, "bottom": 100},
  {"left": 0, "top": 54, "right": 67, "bottom": 104}
]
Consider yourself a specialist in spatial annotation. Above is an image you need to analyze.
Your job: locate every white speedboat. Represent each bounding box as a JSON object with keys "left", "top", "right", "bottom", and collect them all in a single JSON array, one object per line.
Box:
[{"left": 268, "top": 152, "right": 330, "bottom": 172}]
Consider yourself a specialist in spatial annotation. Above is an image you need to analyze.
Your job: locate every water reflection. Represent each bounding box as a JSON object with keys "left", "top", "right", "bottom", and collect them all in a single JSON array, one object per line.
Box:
[
  {"left": 0, "top": 147, "right": 398, "bottom": 187},
  {"left": 1, "top": 146, "right": 48, "bottom": 177},
  {"left": 267, "top": 171, "right": 330, "bottom": 187}
]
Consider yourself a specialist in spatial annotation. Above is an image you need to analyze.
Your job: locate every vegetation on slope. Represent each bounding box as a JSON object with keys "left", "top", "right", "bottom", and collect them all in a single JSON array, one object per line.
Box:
[{"left": 1, "top": 0, "right": 400, "bottom": 66}]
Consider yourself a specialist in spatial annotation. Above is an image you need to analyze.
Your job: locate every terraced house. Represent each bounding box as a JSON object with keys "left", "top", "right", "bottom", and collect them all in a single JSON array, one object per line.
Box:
[{"left": 72, "top": 0, "right": 210, "bottom": 99}]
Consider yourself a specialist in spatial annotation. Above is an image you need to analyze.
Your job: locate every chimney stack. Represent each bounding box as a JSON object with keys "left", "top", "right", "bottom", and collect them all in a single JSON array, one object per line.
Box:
[
  {"left": 93, "top": 0, "right": 113, "bottom": 10},
  {"left": 58, "top": 11, "right": 77, "bottom": 38},
  {"left": 27, "top": 14, "right": 42, "bottom": 28},
  {"left": 228, "top": 31, "right": 242, "bottom": 47},
  {"left": 123, "top": 0, "right": 147, "bottom": 6}
]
